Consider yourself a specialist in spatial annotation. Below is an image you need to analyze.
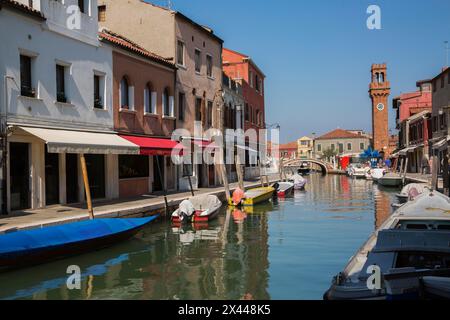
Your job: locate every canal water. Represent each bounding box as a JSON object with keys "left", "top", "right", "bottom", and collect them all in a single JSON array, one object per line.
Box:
[{"left": 0, "top": 174, "right": 398, "bottom": 300}]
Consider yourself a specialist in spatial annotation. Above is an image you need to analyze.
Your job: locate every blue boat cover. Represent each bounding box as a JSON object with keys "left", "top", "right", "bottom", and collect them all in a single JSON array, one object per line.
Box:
[{"left": 0, "top": 216, "right": 158, "bottom": 255}]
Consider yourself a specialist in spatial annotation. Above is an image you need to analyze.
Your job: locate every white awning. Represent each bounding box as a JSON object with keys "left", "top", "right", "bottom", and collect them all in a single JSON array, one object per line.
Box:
[
  {"left": 17, "top": 126, "right": 140, "bottom": 155},
  {"left": 398, "top": 147, "right": 415, "bottom": 156},
  {"left": 433, "top": 136, "right": 450, "bottom": 150},
  {"left": 236, "top": 145, "right": 258, "bottom": 154}
]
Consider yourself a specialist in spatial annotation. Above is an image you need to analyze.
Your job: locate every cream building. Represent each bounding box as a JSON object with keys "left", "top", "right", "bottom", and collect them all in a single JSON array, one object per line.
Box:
[{"left": 297, "top": 136, "right": 313, "bottom": 159}]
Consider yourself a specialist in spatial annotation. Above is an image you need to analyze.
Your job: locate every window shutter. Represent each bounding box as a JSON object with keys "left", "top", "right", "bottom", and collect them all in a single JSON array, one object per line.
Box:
[
  {"left": 151, "top": 92, "right": 157, "bottom": 114},
  {"left": 129, "top": 86, "right": 135, "bottom": 110},
  {"left": 144, "top": 88, "right": 148, "bottom": 113},
  {"left": 169, "top": 96, "right": 174, "bottom": 117}
]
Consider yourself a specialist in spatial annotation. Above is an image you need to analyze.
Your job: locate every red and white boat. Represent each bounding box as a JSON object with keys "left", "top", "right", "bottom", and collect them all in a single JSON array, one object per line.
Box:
[
  {"left": 171, "top": 195, "right": 222, "bottom": 224},
  {"left": 275, "top": 182, "right": 294, "bottom": 197}
]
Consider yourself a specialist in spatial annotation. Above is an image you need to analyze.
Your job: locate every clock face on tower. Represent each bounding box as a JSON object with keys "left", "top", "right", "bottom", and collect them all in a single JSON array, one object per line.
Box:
[{"left": 376, "top": 103, "right": 385, "bottom": 111}]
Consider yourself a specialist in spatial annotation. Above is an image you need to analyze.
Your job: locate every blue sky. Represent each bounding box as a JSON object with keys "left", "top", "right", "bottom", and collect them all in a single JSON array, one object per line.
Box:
[{"left": 148, "top": 0, "right": 450, "bottom": 143}]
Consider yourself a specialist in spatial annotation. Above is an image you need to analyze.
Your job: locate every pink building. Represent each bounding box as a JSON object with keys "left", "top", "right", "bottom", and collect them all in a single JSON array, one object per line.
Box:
[{"left": 393, "top": 80, "right": 432, "bottom": 129}]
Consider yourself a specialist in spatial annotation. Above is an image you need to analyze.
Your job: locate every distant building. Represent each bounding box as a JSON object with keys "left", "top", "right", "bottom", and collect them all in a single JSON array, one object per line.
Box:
[
  {"left": 393, "top": 79, "right": 433, "bottom": 150},
  {"left": 279, "top": 142, "right": 298, "bottom": 160},
  {"left": 297, "top": 136, "right": 313, "bottom": 159},
  {"left": 314, "top": 129, "right": 371, "bottom": 159}
]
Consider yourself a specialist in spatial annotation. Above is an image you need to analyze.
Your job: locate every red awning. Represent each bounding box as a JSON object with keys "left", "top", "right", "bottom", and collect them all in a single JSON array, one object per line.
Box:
[{"left": 120, "top": 135, "right": 184, "bottom": 156}]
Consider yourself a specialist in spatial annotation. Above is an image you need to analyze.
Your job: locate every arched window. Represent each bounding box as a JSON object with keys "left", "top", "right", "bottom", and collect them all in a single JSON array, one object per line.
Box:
[
  {"left": 256, "top": 110, "right": 260, "bottom": 126},
  {"left": 120, "top": 77, "right": 129, "bottom": 109}
]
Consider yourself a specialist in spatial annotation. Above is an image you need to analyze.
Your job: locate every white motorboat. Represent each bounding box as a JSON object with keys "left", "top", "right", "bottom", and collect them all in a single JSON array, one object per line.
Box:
[
  {"left": 171, "top": 195, "right": 222, "bottom": 224},
  {"left": 348, "top": 164, "right": 371, "bottom": 179},
  {"left": 289, "top": 174, "right": 306, "bottom": 190},
  {"left": 324, "top": 190, "right": 450, "bottom": 300},
  {"left": 371, "top": 168, "right": 386, "bottom": 183},
  {"left": 274, "top": 181, "right": 294, "bottom": 197},
  {"left": 395, "top": 183, "right": 429, "bottom": 204},
  {"left": 378, "top": 173, "right": 403, "bottom": 187}
]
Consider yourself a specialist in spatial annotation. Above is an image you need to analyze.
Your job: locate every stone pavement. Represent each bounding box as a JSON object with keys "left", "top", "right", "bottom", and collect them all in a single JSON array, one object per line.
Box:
[{"left": 0, "top": 176, "right": 279, "bottom": 234}]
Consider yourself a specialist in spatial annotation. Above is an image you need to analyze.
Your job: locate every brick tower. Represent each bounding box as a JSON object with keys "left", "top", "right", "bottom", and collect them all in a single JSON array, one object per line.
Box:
[{"left": 369, "top": 63, "right": 391, "bottom": 157}]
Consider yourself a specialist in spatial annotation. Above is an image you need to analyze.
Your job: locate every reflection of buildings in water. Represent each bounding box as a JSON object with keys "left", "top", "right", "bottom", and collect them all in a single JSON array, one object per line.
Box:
[
  {"left": 373, "top": 185, "right": 393, "bottom": 229},
  {"left": 138, "top": 210, "right": 270, "bottom": 300}
]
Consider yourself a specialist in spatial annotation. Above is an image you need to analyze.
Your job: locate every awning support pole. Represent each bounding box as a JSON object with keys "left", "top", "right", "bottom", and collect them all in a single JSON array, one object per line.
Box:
[
  {"left": 188, "top": 175, "right": 195, "bottom": 197},
  {"left": 80, "top": 154, "right": 94, "bottom": 220},
  {"left": 155, "top": 155, "right": 169, "bottom": 216}
]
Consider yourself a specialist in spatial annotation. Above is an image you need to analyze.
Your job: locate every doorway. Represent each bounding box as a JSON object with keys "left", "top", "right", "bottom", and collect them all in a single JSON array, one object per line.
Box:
[
  {"left": 85, "top": 154, "right": 105, "bottom": 199},
  {"left": 45, "top": 148, "right": 60, "bottom": 206},
  {"left": 153, "top": 156, "right": 165, "bottom": 192},
  {"left": 208, "top": 165, "right": 215, "bottom": 186},
  {"left": 10, "top": 142, "right": 30, "bottom": 211},
  {"left": 198, "top": 164, "right": 205, "bottom": 188},
  {"left": 66, "top": 154, "right": 79, "bottom": 204}
]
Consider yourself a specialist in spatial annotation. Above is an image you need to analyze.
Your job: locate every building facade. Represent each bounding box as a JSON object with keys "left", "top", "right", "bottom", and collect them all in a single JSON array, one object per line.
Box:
[
  {"left": 430, "top": 67, "right": 450, "bottom": 188},
  {"left": 98, "top": 0, "right": 224, "bottom": 191},
  {"left": 393, "top": 79, "right": 433, "bottom": 151},
  {"left": 222, "top": 73, "right": 245, "bottom": 183},
  {"left": 222, "top": 48, "right": 266, "bottom": 179},
  {"left": 297, "top": 136, "right": 313, "bottom": 159},
  {"left": 0, "top": 0, "right": 141, "bottom": 214},
  {"left": 314, "top": 129, "right": 371, "bottom": 159},
  {"left": 99, "top": 30, "right": 179, "bottom": 199}
]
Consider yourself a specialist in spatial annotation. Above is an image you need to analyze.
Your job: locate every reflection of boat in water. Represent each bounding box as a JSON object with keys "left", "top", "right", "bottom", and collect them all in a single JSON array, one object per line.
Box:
[
  {"left": 325, "top": 191, "right": 450, "bottom": 300},
  {"left": 171, "top": 195, "right": 222, "bottom": 224},
  {"left": 172, "top": 225, "right": 222, "bottom": 245},
  {"left": 228, "top": 187, "right": 275, "bottom": 207},
  {"left": 0, "top": 216, "right": 158, "bottom": 272},
  {"left": 0, "top": 237, "right": 152, "bottom": 300}
]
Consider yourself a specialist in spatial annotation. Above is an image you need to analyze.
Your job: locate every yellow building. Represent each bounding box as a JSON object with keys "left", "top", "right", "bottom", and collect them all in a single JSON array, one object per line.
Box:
[{"left": 297, "top": 136, "right": 313, "bottom": 159}]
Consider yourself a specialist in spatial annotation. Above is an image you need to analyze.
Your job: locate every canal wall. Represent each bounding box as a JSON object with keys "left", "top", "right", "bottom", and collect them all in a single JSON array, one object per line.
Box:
[{"left": 0, "top": 177, "right": 280, "bottom": 234}]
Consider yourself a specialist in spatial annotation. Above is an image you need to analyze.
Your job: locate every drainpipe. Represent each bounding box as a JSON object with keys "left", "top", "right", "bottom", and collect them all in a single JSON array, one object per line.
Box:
[{"left": 2, "top": 76, "right": 13, "bottom": 215}]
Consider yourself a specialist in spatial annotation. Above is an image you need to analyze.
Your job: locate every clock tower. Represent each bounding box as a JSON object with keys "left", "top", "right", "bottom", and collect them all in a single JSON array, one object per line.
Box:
[{"left": 369, "top": 63, "right": 391, "bottom": 156}]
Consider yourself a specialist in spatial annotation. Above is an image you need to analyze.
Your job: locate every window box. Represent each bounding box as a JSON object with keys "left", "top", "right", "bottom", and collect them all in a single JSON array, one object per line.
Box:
[
  {"left": 57, "top": 92, "right": 67, "bottom": 103},
  {"left": 94, "top": 97, "right": 103, "bottom": 109},
  {"left": 21, "top": 86, "right": 36, "bottom": 98}
]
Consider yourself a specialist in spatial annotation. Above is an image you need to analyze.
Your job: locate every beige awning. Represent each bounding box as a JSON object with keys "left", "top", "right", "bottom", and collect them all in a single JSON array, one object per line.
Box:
[{"left": 17, "top": 126, "right": 140, "bottom": 155}]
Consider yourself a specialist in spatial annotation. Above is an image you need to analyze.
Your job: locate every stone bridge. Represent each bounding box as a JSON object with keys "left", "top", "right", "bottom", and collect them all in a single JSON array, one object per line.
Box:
[{"left": 282, "top": 158, "right": 333, "bottom": 175}]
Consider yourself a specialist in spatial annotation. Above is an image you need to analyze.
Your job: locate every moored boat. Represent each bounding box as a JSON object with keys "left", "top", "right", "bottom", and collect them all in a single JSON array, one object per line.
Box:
[
  {"left": 228, "top": 187, "right": 275, "bottom": 207},
  {"left": 172, "top": 195, "right": 222, "bottom": 224},
  {"left": 371, "top": 168, "right": 386, "bottom": 182},
  {"left": 395, "top": 183, "right": 429, "bottom": 204},
  {"left": 324, "top": 190, "right": 450, "bottom": 300},
  {"left": 0, "top": 216, "right": 158, "bottom": 272},
  {"left": 274, "top": 181, "right": 294, "bottom": 197},
  {"left": 378, "top": 173, "right": 403, "bottom": 187}
]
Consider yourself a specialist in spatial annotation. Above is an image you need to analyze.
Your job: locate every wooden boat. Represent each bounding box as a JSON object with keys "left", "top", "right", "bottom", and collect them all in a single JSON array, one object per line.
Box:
[
  {"left": 378, "top": 173, "right": 403, "bottom": 187},
  {"left": 228, "top": 187, "right": 275, "bottom": 207},
  {"left": 275, "top": 182, "right": 294, "bottom": 197},
  {"left": 172, "top": 195, "right": 222, "bottom": 224},
  {"left": 0, "top": 216, "right": 158, "bottom": 272}
]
